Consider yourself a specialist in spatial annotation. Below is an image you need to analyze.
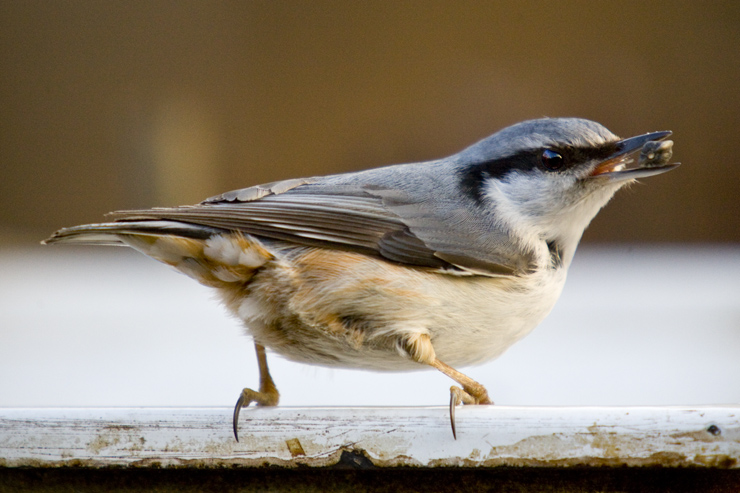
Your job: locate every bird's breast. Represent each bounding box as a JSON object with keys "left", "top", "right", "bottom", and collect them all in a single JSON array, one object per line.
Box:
[{"left": 217, "top": 242, "right": 569, "bottom": 371}]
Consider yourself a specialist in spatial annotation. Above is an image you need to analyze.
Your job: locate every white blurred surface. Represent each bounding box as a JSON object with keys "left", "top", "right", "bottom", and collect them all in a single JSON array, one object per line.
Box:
[{"left": 1, "top": 244, "right": 738, "bottom": 407}]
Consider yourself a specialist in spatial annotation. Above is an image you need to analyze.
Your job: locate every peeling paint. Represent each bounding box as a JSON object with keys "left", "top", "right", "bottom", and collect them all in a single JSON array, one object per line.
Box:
[{"left": 2, "top": 407, "right": 739, "bottom": 469}]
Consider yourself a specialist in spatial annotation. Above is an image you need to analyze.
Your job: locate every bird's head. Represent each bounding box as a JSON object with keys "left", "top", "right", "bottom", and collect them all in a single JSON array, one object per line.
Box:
[{"left": 457, "top": 118, "right": 677, "bottom": 265}]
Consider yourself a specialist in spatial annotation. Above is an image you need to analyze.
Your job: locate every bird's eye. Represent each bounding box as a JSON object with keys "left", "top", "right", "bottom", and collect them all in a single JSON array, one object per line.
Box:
[{"left": 541, "top": 149, "right": 564, "bottom": 171}]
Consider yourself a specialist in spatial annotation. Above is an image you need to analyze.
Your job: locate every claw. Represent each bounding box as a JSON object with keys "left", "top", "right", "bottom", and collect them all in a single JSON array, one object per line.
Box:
[
  {"left": 232, "top": 344, "right": 280, "bottom": 443},
  {"left": 449, "top": 386, "right": 467, "bottom": 439},
  {"left": 430, "top": 358, "right": 493, "bottom": 439},
  {"left": 449, "top": 389, "right": 459, "bottom": 440},
  {"left": 233, "top": 392, "right": 247, "bottom": 442},
  {"left": 232, "top": 385, "right": 280, "bottom": 442},
  {"left": 448, "top": 385, "right": 481, "bottom": 439}
]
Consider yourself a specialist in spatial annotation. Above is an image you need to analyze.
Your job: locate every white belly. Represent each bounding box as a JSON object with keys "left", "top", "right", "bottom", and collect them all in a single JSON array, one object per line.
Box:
[{"left": 220, "top": 246, "right": 568, "bottom": 371}]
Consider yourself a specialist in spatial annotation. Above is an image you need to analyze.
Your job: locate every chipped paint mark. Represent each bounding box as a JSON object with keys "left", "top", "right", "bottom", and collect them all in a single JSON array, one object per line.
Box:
[
  {"left": 86, "top": 433, "right": 120, "bottom": 455},
  {"left": 286, "top": 438, "right": 306, "bottom": 457}
]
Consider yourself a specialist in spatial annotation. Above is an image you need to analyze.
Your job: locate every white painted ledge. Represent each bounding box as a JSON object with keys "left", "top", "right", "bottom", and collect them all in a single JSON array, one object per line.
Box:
[{"left": 1, "top": 406, "right": 738, "bottom": 468}]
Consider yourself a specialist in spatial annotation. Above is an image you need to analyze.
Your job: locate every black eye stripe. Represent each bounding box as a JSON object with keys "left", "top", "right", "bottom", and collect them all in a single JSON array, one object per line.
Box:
[
  {"left": 466, "top": 143, "right": 618, "bottom": 179},
  {"left": 458, "top": 142, "right": 619, "bottom": 203}
]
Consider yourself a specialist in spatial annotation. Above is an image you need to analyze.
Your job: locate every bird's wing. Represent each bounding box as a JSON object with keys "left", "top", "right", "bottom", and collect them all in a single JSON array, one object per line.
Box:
[
  {"left": 110, "top": 176, "right": 528, "bottom": 276},
  {"left": 110, "top": 178, "right": 448, "bottom": 270}
]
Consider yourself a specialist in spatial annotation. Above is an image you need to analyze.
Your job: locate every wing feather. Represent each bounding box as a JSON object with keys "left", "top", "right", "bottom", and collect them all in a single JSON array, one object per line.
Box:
[
  {"left": 110, "top": 188, "right": 451, "bottom": 268},
  {"left": 106, "top": 176, "right": 524, "bottom": 276}
]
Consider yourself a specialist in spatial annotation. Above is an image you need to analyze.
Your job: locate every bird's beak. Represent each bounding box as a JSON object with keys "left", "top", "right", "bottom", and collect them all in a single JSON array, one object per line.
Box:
[{"left": 589, "top": 130, "right": 679, "bottom": 181}]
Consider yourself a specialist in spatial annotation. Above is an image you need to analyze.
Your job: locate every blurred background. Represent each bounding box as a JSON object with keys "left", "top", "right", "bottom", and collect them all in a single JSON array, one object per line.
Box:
[
  {"left": 2, "top": 1, "right": 739, "bottom": 240},
  {"left": 1, "top": 1, "right": 738, "bottom": 409}
]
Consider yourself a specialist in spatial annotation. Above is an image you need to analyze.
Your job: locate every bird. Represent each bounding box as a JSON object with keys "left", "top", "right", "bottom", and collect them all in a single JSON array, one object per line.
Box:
[{"left": 43, "top": 117, "right": 678, "bottom": 440}]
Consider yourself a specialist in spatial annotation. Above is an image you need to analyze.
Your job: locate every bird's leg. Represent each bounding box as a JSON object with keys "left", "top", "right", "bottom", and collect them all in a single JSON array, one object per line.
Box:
[
  {"left": 232, "top": 343, "right": 280, "bottom": 442},
  {"left": 429, "top": 358, "right": 492, "bottom": 440},
  {"left": 404, "top": 333, "right": 492, "bottom": 439}
]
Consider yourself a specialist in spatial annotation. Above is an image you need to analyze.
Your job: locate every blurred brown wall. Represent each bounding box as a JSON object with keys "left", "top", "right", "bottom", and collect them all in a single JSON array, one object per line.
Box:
[{"left": 1, "top": 1, "right": 739, "bottom": 243}]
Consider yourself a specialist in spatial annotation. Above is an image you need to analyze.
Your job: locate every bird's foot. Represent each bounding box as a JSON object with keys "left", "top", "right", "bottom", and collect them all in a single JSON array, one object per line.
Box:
[
  {"left": 233, "top": 386, "right": 279, "bottom": 442},
  {"left": 448, "top": 385, "right": 492, "bottom": 440}
]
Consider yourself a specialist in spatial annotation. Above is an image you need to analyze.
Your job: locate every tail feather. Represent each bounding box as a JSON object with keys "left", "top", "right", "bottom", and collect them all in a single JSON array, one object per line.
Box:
[
  {"left": 42, "top": 220, "right": 227, "bottom": 246},
  {"left": 43, "top": 220, "right": 271, "bottom": 288}
]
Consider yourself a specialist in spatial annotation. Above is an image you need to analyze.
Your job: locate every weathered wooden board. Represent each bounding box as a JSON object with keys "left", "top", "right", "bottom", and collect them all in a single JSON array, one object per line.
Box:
[{"left": 1, "top": 406, "right": 738, "bottom": 468}]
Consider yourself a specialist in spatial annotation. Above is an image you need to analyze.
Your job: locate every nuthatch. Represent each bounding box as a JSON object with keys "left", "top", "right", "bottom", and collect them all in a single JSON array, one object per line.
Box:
[{"left": 44, "top": 117, "right": 678, "bottom": 439}]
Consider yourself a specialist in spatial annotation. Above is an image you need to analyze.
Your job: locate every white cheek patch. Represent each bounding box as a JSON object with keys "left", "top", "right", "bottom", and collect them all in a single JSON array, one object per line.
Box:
[
  {"left": 482, "top": 168, "right": 626, "bottom": 268},
  {"left": 481, "top": 173, "right": 545, "bottom": 252}
]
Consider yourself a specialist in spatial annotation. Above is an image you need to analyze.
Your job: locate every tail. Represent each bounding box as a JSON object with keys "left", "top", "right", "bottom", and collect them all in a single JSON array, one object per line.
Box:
[
  {"left": 42, "top": 220, "right": 226, "bottom": 246},
  {"left": 43, "top": 220, "right": 272, "bottom": 288}
]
